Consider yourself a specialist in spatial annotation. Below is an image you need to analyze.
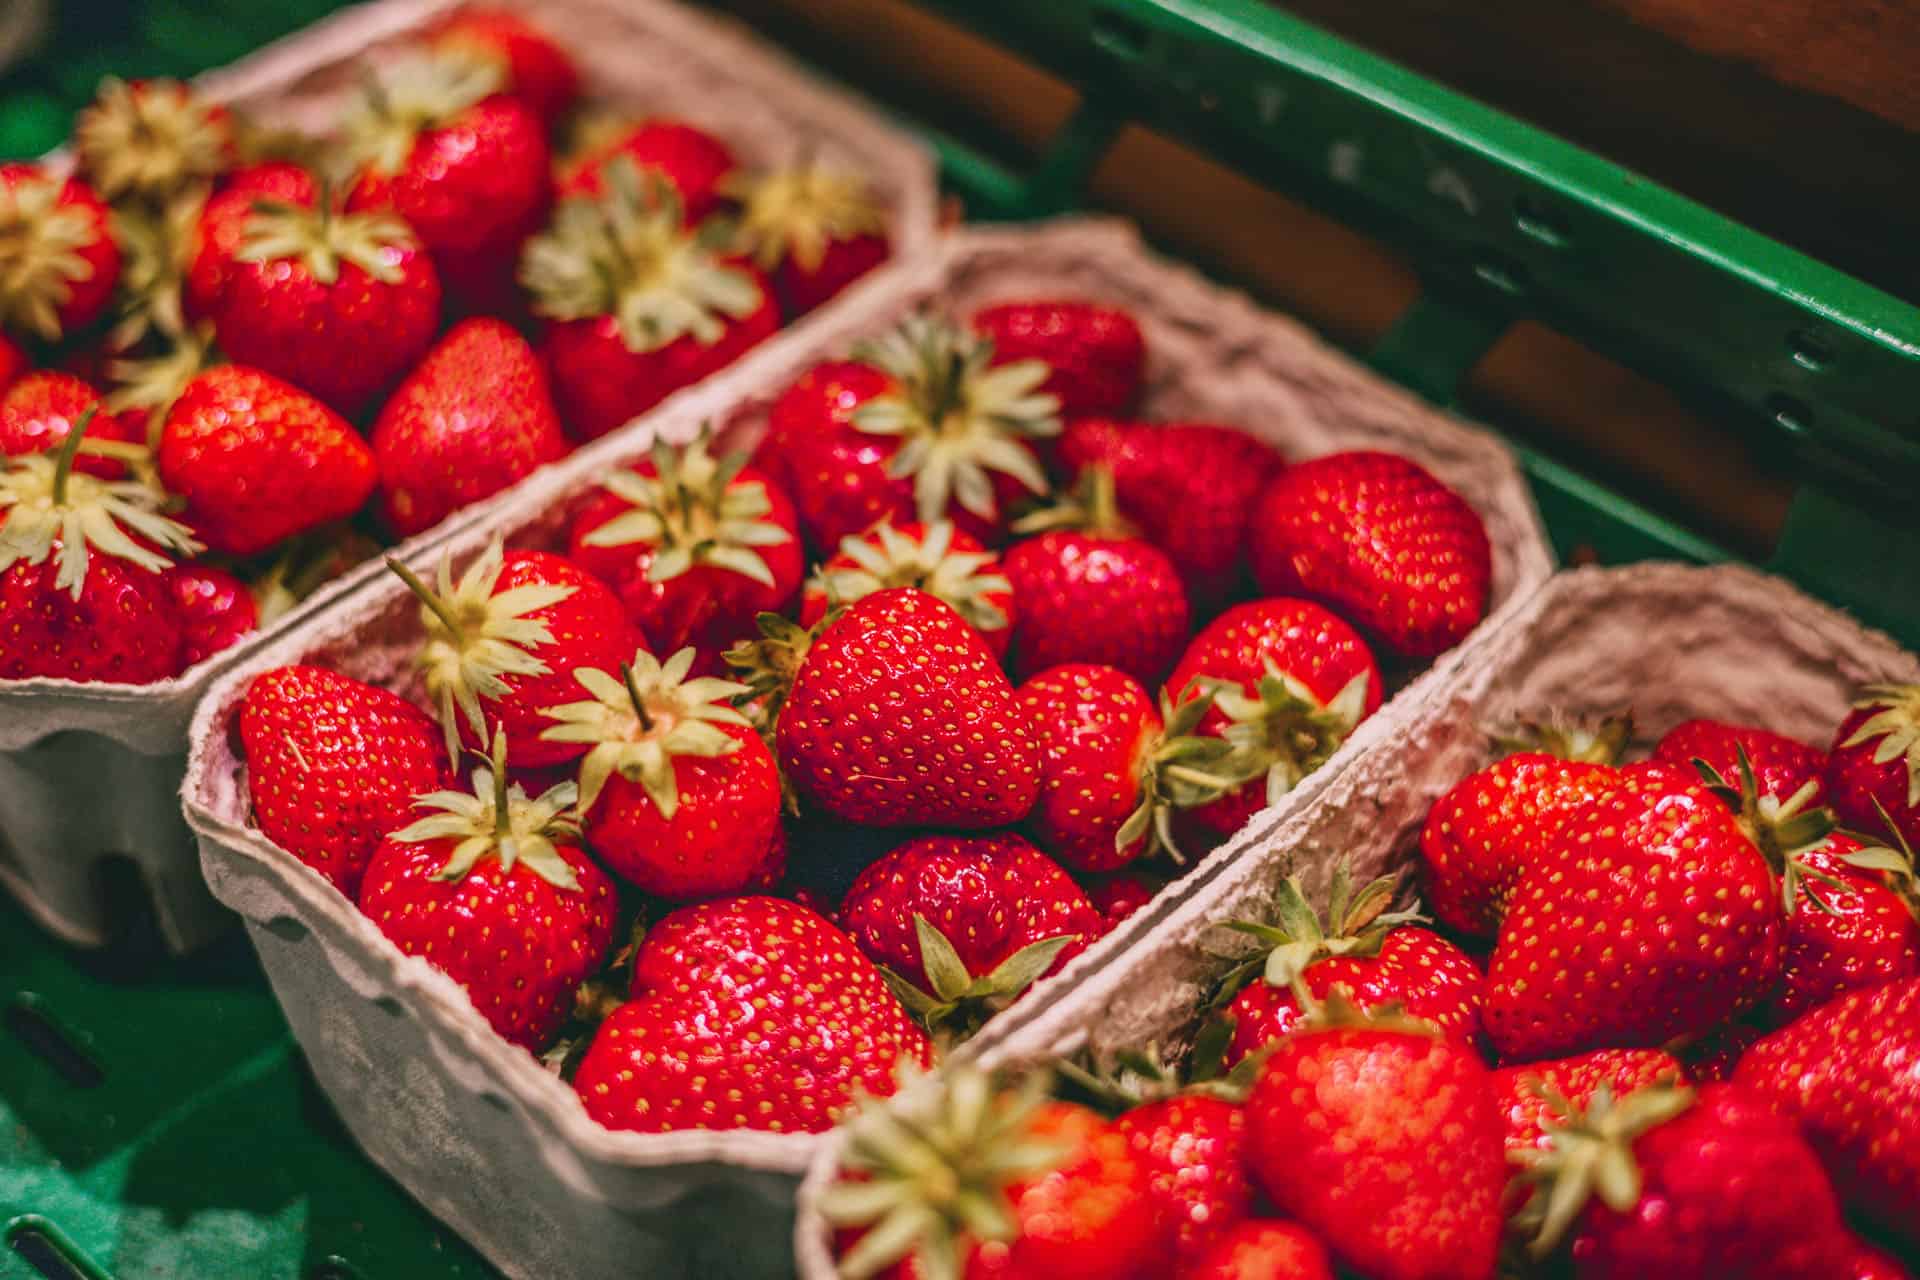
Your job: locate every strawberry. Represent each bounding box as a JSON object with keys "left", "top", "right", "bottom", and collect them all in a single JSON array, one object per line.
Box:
[
  {"left": 0, "top": 372, "right": 142, "bottom": 479},
  {"left": 156, "top": 365, "right": 376, "bottom": 556},
  {"left": 357, "top": 733, "right": 615, "bottom": 1051},
  {"left": 0, "top": 164, "right": 120, "bottom": 341},
  {"left": 1164, "top": 598, "right": 1381, "bottom": 836},
  {"left": 0, "top": 412, "right": 197, "bottom": 682},
  {"left": 566, "top": 434, "right": 801, "bottom": 663},
  {"left": 1112, "top": 1095, "right": 1256, "bottom": 1271},
  {"left": 755, "top": 313, "right": 1061, "bottom": 551},
  {"left": 971, "top": 300, "right": 1145, "bottom": 419},
  {"left": 1514, "top": 1082, "right": 1854, "bottom": 1280},
  {"left": 1490, "top": 1048, "right": 1685, "bottom": 1152},
  {"left": 1057, "top": 418, "right": 1283, "bottom": 610},
  {"left": 573, "top": 895, "right": 929, "bottom": 1133},
  {"left": 1652, "top": 717, "right": 1826, "bottom": 808},
  {"left": 540, "top": 646, "right": 778, "bottom": 901},
  {"left": 839, "top": 832, "right": 1105, "bottom": 1032},
  {"left": 1673, "top": 1018, "right": 1765, "bottom": 1083},
  {"left": 726, "top": 162, "right": 888, "bottom": 317},
  {"left": 1249, "top": 450, "right": 1491, "bottom": 658},
  {"left": 163, "top": 561, "right": 257, "bottom": 668},
  {"left": 773, "top": 587, "right": 1043, "bottom": 828},
  {"left": 1003, "top": 466, "right": 1191, "bottom": 687},
  {"left": 1017, "top": 663, "right": 1247, "bottom": 870},
  {"left": 1183, "top": 1221, "right": 1334, "bottom": 1280},
  {"left": 390, "top": 540, "right": 638, "bottom": 768},
  {"left": 0, "top": 334, "right": 24, "bottom": 393},
  {"left": 238, "top": 664, "right": 449, "bottom": 895},
  {"left": 1084, "top": 868, "right": 1163, "bottom": 926},
  {"left": 523, "top": 159, "right": 776, "bottom": 441},
  {"left": 1484, "top": 767, "right": 1782, "bottom": 1060},
  {"left": 557, "top": 119, "right": 735, "bottom": 224},
  {"left": 371, "top": 317, "right": 568, "bottom": 536},
  {"left": 184, "top": 163, "right": 316, "bottom": 321},
  {"left": 214, "top": 187, "right": 441, "bottom": 414},
  {"left": 1735, "top": 976, "right": 1920, "bottom": 1245},
  {"left": 429, "top": 7, "right": 578, "bottom": 126},
  {"left": 1847, "top": 1243, "right": 1915, "bottom": 1280},
  {"left": 1826, "top": 683, "right": 1920, "bottom": 850},
  {"left": 1244, "top": 997, "right": 1505, "bottom": 1280},
  {"left": 72, "top": 77, "right": 234, "bottom": 205},
  {"left": 800, "top": 519, "right": 1013, "bottom": 660}
]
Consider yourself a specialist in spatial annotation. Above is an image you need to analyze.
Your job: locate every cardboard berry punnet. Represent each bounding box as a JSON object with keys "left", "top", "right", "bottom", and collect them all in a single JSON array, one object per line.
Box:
[
  {"left": 0, "top": 0, "right": 936, "bottom": 952},
  {"left": 182, "top": 218, "right": 1551, "bottom": 1280}
]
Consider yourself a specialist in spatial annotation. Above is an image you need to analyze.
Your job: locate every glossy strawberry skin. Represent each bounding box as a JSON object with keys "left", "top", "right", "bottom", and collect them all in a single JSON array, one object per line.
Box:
[
  {"left": 238, "top": 665, "right": 447, "bottom": 896},
  {"left": 778, "top": 587, "right": 1043, "bottom": 828},
  {"left": 1827, "top": 700, "right": 1920, "bottom": 851},
  {"left": 1226, "top": 927, "right": 1485, "bottom": 1065},
  {"left": 157, "top": 366, "right": 376, "bottom": 557},
  {"left": 1489, "top": 1048, "right": 1685, "bottom": 1153},
  {"left": 164, "top": 562, "right": 257, "bottom": 669},
  {"left": 0, "top": 546, "right": 185, "bottom": 683},
  {"left": 186, "top": 163, "right": 318, "bottom": 320},
  {"left": 1652, "top": 718, "right": 1825, "bottom": 805},
  {"left": 1183, "top": 1220, "right": 1334, "bottom": 1280},
  {"left": 358, "top": 833, "right": 615, "bottom": 1051},
  {"left": 1112, "top": 1096, "right": 1254, "bottom": 1271},
  {"left": 1017, "top": 664, "right": 1161, "bottom": 871},
  {"left": 1845, "top": 1242, "right": 1914, "bottom": 1280},
  {"left": 776, "top": 233, "right": 888, "bottom": 318},
  {"left": 1084, "top": 868, "right": 1163, "bottom": 926},
  {"left": 1772, "top": 837, "right": 1920, "bottom": 1024},
  {"left": 1, "top": 164, "right": 119, "bottom": 335},
  {"left": 430, "top": 8, "right": 578, "bottom": 125},
  {"left": 1674, "top": 1019, "right": 1765, "bottom": 1084},
  {"left": 1058, "top": 419, "right": 1283, "bottom": 610},
  {"left": 972, "top": 301, "right": 1145, "bottom": 420},
  {"left": 1246, "top": 1026, "right": 1505, "bottom": 1280},
  {"left": 573, "top": 896, "right": 930, "bottom": 1134},
  {"left": 558, "top": 119, "right": 735, "bottom": 224},
  {"left": 1249, "top": 450, "right": 1491, "bottom": 658},
  {"left": 839, "top": 832, "right": 1106, "bottom": 992},
  {"left": 1736, "top": 976, "right": 1920, "bottom": 1246},
  {"left": 373, "top": 318, "right": 568, "bottom": 536},
  {"left": 0, "top": 372, "right": 142, "bottom": 479},
  {"left": 799, "top": 520, "right": 1012, "bottom": 660},
  {"left": 1005, "top": 531, "right": 1190, "bottom": 688}
]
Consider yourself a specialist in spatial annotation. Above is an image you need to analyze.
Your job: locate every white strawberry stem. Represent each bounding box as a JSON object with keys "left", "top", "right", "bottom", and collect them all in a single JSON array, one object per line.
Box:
[
  {"left": 490, "top": 730, "right": 513, "bottom": 840},
  {"left": 620, "top": 661, "right": 656, "bottom": 733}
]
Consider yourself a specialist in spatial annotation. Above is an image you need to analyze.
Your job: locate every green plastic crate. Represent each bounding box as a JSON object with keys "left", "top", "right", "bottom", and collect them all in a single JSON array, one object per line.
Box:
[{"left": 5, "top": 1, "right": 1919, "bottom": 1278}]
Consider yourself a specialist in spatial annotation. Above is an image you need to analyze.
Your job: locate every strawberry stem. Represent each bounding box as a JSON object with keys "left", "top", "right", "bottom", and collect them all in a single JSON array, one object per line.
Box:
[
  {"left": 385, "top": 556, "right": 466, "bottom": 640},
  {"left": 490, "top": 729, "right": 512, "bottom": 839},
  {"left": 50, "top": 405, "right": 97, "bottom": 507},
  {"left": 620, "top": 662, "right": 656, "bottom": 733}
]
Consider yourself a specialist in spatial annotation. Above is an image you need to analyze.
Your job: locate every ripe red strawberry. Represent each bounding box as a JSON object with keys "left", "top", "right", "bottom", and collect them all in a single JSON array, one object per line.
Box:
[
  {"left": 567, "top": 434, "right": 801, "bottom": 663},
  {"left": 573, "top": 895, "right": 929, "bottom": 1133},
  {"left": 0, "top": 372, "right": 142, "bottom": 479},
  {"left": 1490, "top": 1048, "right": 1685, "bottom": 1153},
  {"left": 157, "top": 365, "right": 376, "bottom": 556},
  {"left": 1770, "top": 835, "right": 1920, "bottom": 1023},
  {"left": 1217, "top": 865, "right": 1484, "bottom": 1064},
  {"left": 972, "top": 300, "right": 1145, "bottom": 419},
  {"left": 755, "top": 314, "right": 1062, "bottom": 551},
  {"left": 1084, "top": 868, "right": 1163, "bottom": 926},
  {"left": 0, "top": 334, "right": 24, "bottom": 393},
  {"left": 1184, "top": 1221, "right": 1334, "bottom": 1280},
  {"left": 1112, "top": 1095, "right": 1256, "bottom": 1271},
  {"left": 774, "top": 587, "right": 1043, "bottom": 827},
  {"left": 0, "top": 415, "right": 196, "bottom": 682},
  {"left": 390, "top": 541, "right": 638, "bottom": 769},
  {"left": 429, "top": 8, "right": 578, "bottom": 125},
  {"left": 185, "top": 162, "right": 316, "bottom": 321},
  {"left": 1653, "top": 717, "right": 1826, "bottom": 808},
  {"left": 0, "top": 164, "right": 120, "bottom": 341},
  {"left": 557, "top": 119, "right": 735, "bottom": 223},
  {"left": 358, "top": 736, "right": 615, "bottom": 1051},
  {"left": 72, "top": 76, "right": 234, "bottom": 205},
  {"left": 1164, "top": 598, "right": 1381, "bottom": 836},
  {"left": 524, "top": 159, "right": 777, "bottom": 440},
  {"left": 1057, "top": 419, "right": 1283, "bottom": 610},
  {"left": 164, "top": 561, "right": 257, "bottom": 668},
  {"left": 1244, "top": 1000, "right": 1505, "bottom": 1280},
  {"left": 1016, "top": 663, "right": 1246, "bottom": 870},
  {"left": 371, "top": 317, "right": 567, "bottom": 536},
  {"left": 1514, "top": 1082, "right": 1854, "bottom": 1279},
  {"left": 1735, "top": 976, "right": 1920, "bottom": 1246},
  {"left": 541, "top": 646, "right": 779, "bottom": 901},
  {"left": 238, "top": 664, "right": 449, "bottom": 895},
  {"left": 726, "top": 162, "right": 888, "bottom": 317},
  {"left": 1249, "top": 450, "right": 1490, "bottom": 658},
  {"left": 800, "top": 519, "right": 1013, "bottom": 660},
  {"left": 1484, "top": 767, "right": 1782, "bottom": 1060},
  {"left": 840, "top": 832, "right": 1105, "bottom": 1030},
  {"left": 1673, "top": 1018, "right": 1765, "bottom": 1084},
  {"left": 1004, "top": 466, "right": 1191, "bottom": 687},
  {"left": 1827, "top": 683, "right": 1920, "bottom": 850}
]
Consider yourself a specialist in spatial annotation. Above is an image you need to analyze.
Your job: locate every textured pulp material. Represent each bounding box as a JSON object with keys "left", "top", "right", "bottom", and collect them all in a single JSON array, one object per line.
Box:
[
  {"left": 0, "top": 0, "right": 936, "bottom": 952},
  {"left": 182, "top": 215, "right": 1551, "bottom": 1280},
  {"left": 790, "top": 561, "right": 1920, "bottom": 1280}
]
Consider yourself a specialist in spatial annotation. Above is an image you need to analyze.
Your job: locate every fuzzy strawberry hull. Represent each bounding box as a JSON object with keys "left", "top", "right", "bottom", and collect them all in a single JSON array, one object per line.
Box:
[{"left": 0, "top": 0, "right": 935, "bottom": 956}]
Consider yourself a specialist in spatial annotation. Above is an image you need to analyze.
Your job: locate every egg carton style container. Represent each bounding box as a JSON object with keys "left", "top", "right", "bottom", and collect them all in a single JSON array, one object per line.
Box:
[
  {"left": 0, "top": 0, "right": 938, "bottom": 954},
  {"left": 791, "top": 560, "right": 1920, "bottom": 1276},
  {"left": 179, "top": 214, "right": 1550, "bottom": 1280}
]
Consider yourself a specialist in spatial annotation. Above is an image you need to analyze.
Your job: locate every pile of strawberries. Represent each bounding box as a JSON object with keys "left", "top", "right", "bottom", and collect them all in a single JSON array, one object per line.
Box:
[
  {"left": 230, "top": 286, "right": 1495, "bottom": 1137},
  {"left": 823, "top": 697, "right": 1920, "bottom": 1279},
  {"left": 0, "top": 8, "right": 889, "bottom": 685}
]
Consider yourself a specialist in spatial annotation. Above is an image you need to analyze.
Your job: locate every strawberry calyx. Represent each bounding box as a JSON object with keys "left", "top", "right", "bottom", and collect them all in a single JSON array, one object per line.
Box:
[
  {"left": 0, "top": 406, "right": 199, "bottom": 598},
  {"left": 107, "top": 320, "right": 217, "bottom": 446},
  {"left": 1212, "top": 862, "right": 1424, "bottom": 1002},
  {"left": 1842, "top": 682, "right": 1920, "bottom": 809},
  {"left": 881, "top": 914, "right": 1079, "bottom": 1039},
  {"left": 392, "top": 728, "right": 584, "bottom": 890},
  {"left": 1202, "top": 666, "right": 1371, "bottom": 806},
  {"left": 723, "top": 609, "right": 824, "bottom": 730},
  {"left": 849, "top": 313, "right": 1061, "bottom": 524},
  {"left": 810, "top": 520, "right": 1011, "bottom": 635},
  {"left": 1490, "top": 711, "right": 1633, "bottom": 764},
  {"left": 1123, "top": 679, "right": 1260, "bottom": 862},
  {"left": 388, "top": 539, "right": 580, "bottom": 761},
  {"left": 74, "top": 77, "right": 233, "bottom": 204},
  {"left": 343, "top": 49, "right": 504, "bottom": 178},
  {"left": 1509, "top": 1081, "right": 1698, "bottom": 1259},
  {"left": 521, "top": 156, "right": 762, "bottom": 354},
  {"left": 539, "top": 645, "right": 750, "bottom": 815},
  {"left": 0, "top": 170, "right": 108, "bottom": 341},
  {"left": 723, "top": 161, "right": 885, "bottom": 274},
  {"left": 1692, "top": 743, "right": 1844, "bottom": 915},
  {"left": 1837, "top": 799, "right": 1920, "bottom": 924},
  {"left": 580, "top": 432, "right": 792, "bottom": 586},
  {"left": 1008, "top": 464, "right": 1139, "bottom": 540},
  {"left": 234, "top": 192, "right": 415, "bottom": 286},
  {"left": 109, "top": 188, "right": 203, "bottom": 349},
  {"left": 1052, "top": 1038, "right": 1258, "bottom": 1115}
]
